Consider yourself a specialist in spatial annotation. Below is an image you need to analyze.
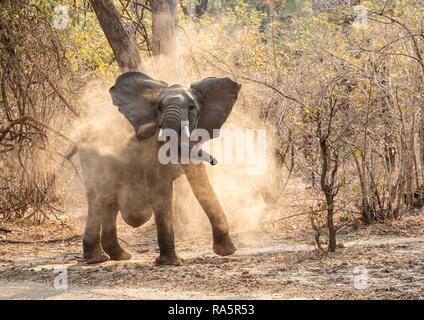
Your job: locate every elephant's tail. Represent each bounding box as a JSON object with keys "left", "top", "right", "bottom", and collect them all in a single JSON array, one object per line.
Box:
[
  {"left": 56, "top": 143, "right": 81, "bottom": 179},
  {"left": 64, "top": 143, "right": 78, "bottom": 160}
]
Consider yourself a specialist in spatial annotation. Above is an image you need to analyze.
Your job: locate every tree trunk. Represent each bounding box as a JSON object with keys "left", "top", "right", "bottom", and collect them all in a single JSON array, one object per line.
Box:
[
  {"left": 90, "top": 0, "right": 141, "bottom": 71},
  {"left": 326, "top": 201, "right": 337, "bottom": 252},
  {"left": 319, "top": 133, "right": 338, "bottom": 252},
  {"left": 151, "top": 0, "right": 180, "bottom": 81},
  {"left": 151, "top": 0, "right": 177, "bottom": 57},
  {"left": 195, "top": 0, "right": 208, "bottom": 18}
]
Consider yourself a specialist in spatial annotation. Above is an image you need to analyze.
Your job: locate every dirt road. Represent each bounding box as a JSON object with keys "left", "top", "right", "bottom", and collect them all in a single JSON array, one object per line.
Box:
[{"left": 1, "top": 216, "right": 424, "bottom": 300}]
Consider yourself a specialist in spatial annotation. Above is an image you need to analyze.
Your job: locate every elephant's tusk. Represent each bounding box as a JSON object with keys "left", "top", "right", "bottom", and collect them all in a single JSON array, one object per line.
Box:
[
  {"left": 183, "top": 125, "right": 190, "bottom": 139},
  {"left": 158, "top": 128, "right": 165, "bottom": 140}
]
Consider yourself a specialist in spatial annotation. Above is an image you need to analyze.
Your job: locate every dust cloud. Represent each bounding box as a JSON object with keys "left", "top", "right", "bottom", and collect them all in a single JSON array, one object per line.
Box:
[{"left": 56, "top": 21, "right": 284, "bottom": 243}]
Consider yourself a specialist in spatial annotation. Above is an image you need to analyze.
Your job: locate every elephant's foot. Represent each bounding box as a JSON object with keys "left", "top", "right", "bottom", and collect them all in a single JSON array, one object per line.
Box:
[
  {"left": 155, "top": 254, "right": 183, "bottom": 266},
  {"left": 103, "top": 245, "right": 132, "bottom": 261},
  {"left": 84, "top": 248, "right": 110, "bottom": 264},
  {"left": 83, "top": 239, "right": 111, "bottom": 264},
  {"left": 213, "top": 233, "right": 237, "bottom": 256}
]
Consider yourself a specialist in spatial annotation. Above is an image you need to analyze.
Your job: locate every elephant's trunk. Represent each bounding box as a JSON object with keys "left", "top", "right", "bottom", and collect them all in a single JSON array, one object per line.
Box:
[
  {"left": 179, "top": 143, "right": 218, "bottom": 166},
  {"left": 159, "top": 105, "right": 217, "bottom": 165},
  {"left": 192, "top": 148, "right": 218, "bottom": 166},
  {"left": 160, "top": 105, "right": 187, "bottom": 136}
]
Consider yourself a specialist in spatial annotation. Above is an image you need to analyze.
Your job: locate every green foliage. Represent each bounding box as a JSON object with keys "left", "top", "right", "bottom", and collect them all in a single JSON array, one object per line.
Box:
[{"left": 282, "top": 0, "right": 311, "bottom": 17}]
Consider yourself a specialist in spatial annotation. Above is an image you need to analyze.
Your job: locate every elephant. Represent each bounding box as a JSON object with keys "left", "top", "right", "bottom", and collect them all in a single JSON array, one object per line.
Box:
[{"left": 78, "top": 71, "right": 241, "bottom": 265}]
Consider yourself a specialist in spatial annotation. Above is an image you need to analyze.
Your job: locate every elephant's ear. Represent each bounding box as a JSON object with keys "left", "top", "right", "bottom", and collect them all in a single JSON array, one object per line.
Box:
[
  {"left": 109, "top": 72, "right": 168, "bottom": 138},
  {"left": 190, "top": 77, "right": 241, "bottom": 138}
]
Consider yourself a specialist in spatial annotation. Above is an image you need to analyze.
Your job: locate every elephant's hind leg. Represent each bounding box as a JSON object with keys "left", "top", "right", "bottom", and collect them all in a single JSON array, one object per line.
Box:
[
  {"left": 83, "top": 192, "right": 110, "bottom": 264},
  {"left": 101, "top": 203, "right": 132, "bottom": 261}
]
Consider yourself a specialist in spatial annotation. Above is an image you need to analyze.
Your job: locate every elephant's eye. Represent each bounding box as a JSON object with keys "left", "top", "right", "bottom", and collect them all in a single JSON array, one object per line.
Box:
[
  {"left": 157, "top": 104, "right": 162, "bottom": 111},
  {"left": 189, "top": 104, "right": 196, "bottom": 111}
]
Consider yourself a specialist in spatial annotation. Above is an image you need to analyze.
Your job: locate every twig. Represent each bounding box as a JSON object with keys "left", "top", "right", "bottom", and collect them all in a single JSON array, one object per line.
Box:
[
  {"left": 0, "top": 227, "right": 12, "bottom": 233},
  {"left": 271, "top": 209, "right": 327, "bottom": 222},
  {"left": 0, "top": 234, "right": 80, "bottom": 244},
  {"left": 195, "top": 45, "right": 308, "bottom": 108},
  {"left": 29, "top": 118, "right": 76, "bottom": 144},
  {"left": 28, "top": 56, "right": 80, "bottom": 117},
  {"left": 118, "top": 237, "right": 130, "bottom": 246}
]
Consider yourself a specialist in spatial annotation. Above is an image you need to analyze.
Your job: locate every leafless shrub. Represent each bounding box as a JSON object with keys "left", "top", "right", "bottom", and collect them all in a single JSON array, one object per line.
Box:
[
  {"left": 262, "top": 3, "right": 424, "bottom": 249},
  {"left": 0, "top": 0, "right": 78, "bottom": 222}
]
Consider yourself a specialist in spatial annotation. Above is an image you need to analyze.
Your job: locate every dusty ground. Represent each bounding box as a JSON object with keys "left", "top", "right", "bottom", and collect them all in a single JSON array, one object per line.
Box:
[
  {"left": 1, "top": 170, "right": 424, "bottom": 300},
  {"left": 1, "top": 210, "right": 424, "bottom": 300}
]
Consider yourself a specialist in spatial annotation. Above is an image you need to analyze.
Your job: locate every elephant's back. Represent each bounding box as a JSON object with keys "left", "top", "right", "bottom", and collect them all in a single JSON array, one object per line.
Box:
[
  {"left": 79, "top": 107, "right": 133, "bottom": 154},
  {"left": 77, "top": 109, "right": 134, "bottom": 193}
]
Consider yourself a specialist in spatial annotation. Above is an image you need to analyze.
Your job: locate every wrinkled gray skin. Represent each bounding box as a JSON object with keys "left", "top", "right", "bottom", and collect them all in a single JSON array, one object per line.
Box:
[{"left": 79, "top": 72, "right": 241, "bottom": 265}]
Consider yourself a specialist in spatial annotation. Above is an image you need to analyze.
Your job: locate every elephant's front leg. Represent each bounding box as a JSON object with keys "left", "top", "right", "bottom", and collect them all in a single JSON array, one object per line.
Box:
[
  {"left": 183, "top": 163, "right": 236, "bottom": 256},
  {"left": 145, "top": 165, "right": 182, "bottom": 266}
]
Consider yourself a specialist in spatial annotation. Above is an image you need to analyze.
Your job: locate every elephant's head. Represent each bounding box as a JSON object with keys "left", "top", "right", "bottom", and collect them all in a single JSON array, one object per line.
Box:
[{"left": 109, "top": 72, "right": 241, "bottom": 164}]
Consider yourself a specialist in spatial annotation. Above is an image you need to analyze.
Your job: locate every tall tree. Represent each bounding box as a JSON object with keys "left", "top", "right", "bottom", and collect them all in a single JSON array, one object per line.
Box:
[
  {"left": 151, "top": 0, "right": 177, "bottom": 58},
  {"left": 89, "top": 0, "right": 141, "bottom": 71},
  {"left": 151, "top": 0, "right": 181, "bottom": 81}
]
